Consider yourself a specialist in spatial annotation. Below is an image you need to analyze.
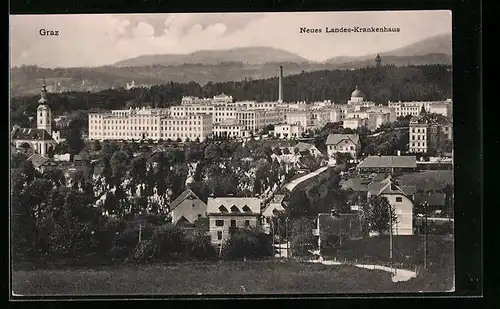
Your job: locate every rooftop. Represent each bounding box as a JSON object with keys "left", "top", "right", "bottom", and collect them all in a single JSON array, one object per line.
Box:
[
  {"left": 357, "top": 156, "right": 417, "bottom": 169},
  {"left": 27, "top": 153, "right": 51, "bottom": 168},
  {"left": 413, "top": 193, "right": 446, "bottom": 206},
  {"left": 169, "top": 189, "right": 205, "bottom": 211},
  {"left": 11, "top": 127, "right": 55, "bottom": 142},
  {"left": 207, "top": 197, "right": 261, "bottom": 214},
  {"left": 326, "top": 134, "right": 360, "bottom": 146}
]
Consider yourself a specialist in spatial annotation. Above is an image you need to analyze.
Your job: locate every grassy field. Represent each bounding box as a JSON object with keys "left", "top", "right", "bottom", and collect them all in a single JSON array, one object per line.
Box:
[
  {"left": 396, "top": 170, "right": 453, "bottom": 191},
  {"left": 11, "top": 259, "right": 448, "bottom": 296}
]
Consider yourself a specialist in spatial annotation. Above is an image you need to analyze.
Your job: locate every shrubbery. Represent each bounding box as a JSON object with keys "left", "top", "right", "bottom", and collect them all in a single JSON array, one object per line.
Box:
[{"left": 222, "top": 228, "right": 273, "bottom": 260}]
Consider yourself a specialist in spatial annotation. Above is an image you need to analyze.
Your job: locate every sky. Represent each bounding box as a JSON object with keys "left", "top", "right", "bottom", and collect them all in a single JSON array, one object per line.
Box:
[{"left": 10, "top": 11, "right": 452, "bottom": 68}]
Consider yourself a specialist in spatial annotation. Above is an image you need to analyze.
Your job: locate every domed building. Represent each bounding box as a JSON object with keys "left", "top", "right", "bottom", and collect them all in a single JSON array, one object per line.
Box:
[{"left": 348, "top": 85, "right": 366, "bottom": 104}]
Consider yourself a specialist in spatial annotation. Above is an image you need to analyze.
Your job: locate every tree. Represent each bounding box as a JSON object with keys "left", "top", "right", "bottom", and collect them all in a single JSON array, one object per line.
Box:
[
  {"left": 110, "top": 150, "right": 131, "bottom": 181},
  {"left": 20, "top": 142, "right": 31, "bottom": 151},
  {"left": 92, "top": 140, "right": 102, "bottom": 152},
  {"left": 204, "top": 143, "right": 222, "bottom": 162},
  {"left": 272, "top": 146, "right": 283, "bottom": 156},
  {"left": 290, "top": 217, "right": 316, "bottom": 257},
  {"left": 66, "top": 127, "right": 85, "bottom": 155},
  {"left": 286, "top": 190, "right": 312, "bottom": 218},
  {"left": 186, "top": 231, "right": 217, "bottom": 260},
  {"left": 10, "top": 152, "right": 28, "bottom": 169},
  {"left": 42, "top": 168, "right": 66, "bottom": 187},
  {"left": 282, "top": 147, "right": 291, "bottom": 155},
  {"left": 47, "top": 188, "right": 101, "bottom": 259},
  {"left": 149, "top": 224, "right": 186, "bottom": 260},
  {"left": 361, "top": 195, "right": 398, "bottom": 235},
  {"left": 222, "top": 228, "right": 272, "bottom": 260}
]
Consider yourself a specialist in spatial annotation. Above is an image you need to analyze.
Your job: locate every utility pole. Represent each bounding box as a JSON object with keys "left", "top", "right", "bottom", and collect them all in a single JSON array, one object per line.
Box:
[
  {"left": 389, "top": 205, "right": 393, "bottom": 262},
  {"left": 424, "top": 201, "right": 428, "bottom": 269},
  {"left": 271, "top": 219, "right": 275, "bottom": 258},
  {"left": 139, "top": 223, "right": 142, "bottom": 243},
  {"left": 219, "top": 229, "right": 224, "bottom": 258},
  {"left": 285, "top": 218, "right": 289, "bottom": 259},
  {"left": 277, "top": 218, "right": 281, "bottom": 258}
]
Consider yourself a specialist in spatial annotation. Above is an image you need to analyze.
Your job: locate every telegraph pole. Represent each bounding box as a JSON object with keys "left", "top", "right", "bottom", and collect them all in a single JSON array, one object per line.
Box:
[
  {"left": 285, "top": 218, "right": 289, "bottom": 259},
  {"left": 389, "top": 205, "right": 393, "bottom": 262},
  {"left": 277, "top": 218, "right": 281, "bottom": 258},
  {"left": 424, "top": 201, "right": 428, "bottom": 269},
  {"left": 271, "top": 219, "right": 275, "bottom": 258}
]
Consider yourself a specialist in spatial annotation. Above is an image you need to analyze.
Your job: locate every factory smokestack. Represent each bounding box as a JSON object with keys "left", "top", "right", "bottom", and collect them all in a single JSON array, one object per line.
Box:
[{"left": 278, "top": 66, "right": 283, "bottom": 103}]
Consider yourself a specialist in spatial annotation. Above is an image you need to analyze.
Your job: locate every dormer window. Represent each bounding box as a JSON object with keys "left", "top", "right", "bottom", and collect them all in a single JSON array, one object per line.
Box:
[
  {"left": 242, "top": 205, "right": 252, "bottom": 213},
  {"left": 219, "top": 206, "right": 228, "bottom": 213},
  {"left": 230, "top": 205, "right": 240, "bottom": 213}
]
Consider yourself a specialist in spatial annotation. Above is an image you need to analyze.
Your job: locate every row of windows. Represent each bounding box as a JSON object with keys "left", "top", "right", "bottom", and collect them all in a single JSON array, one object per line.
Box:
[
  {"left": 92, "top": 131, "right": 206, "bottom": 138},
  {"left": 215, "top": 219, "right": 251, "bottom": 227},
  {"left": 329, "top": 145, "right": 355, "bottom": 151},
  {"left": 411, "top": 142, "right": 426, "bottom": 147},
  {"left": 411, "top": 135, "right": 427, "bottom": 140}
]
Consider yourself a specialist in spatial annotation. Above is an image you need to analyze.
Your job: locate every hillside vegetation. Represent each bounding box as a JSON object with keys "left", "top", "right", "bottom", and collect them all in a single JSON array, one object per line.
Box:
[{"left": 10, "top": 65, "right": 452, "bottom": 129}]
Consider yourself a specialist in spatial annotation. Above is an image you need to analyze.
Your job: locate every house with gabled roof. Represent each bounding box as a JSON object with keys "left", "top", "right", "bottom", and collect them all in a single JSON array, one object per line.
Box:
[
  {"left": 367, "top": 175, "right": 414, "bottom": 235},
  {"left": 357, "top": 155, "right": 417, "bottom": 174},
  {"left": 169, "top": 188, "right": 207, "bottom": 227},
  {"left": 27, "top": 153, "right": 58, "bottom": 173},
  {"left": 295, "top": 142, "right": 322, "bottom": 157},
  {"left": 206, "top": 197, "right": 261, "bottom": 246},
  {"left": 325, "top": 134, "right": 360, "bottom": 161}
]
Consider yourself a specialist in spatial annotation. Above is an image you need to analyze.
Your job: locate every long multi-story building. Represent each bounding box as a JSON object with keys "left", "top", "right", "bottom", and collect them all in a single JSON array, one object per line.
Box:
[
  {"left": 88, "top": 107, "right": 213, "bottom": 141},
  {"left": 213, "top": 121, "right": 249, "bottom": 139},
  {"left": 388, "top": 99, "right": 452, "bottom": 118}
]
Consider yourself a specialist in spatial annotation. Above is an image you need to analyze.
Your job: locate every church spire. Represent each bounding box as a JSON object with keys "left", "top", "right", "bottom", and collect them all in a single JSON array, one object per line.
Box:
[{"left": 38, "top": 77, "right": 48, "bottom": 104}]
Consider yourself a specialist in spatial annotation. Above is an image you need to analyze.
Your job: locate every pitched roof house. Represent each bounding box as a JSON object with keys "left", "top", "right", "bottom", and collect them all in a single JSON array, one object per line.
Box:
[
  {"left": 206, "top": 197, "right": 261, "bottom": 245},
  {"left": 357, "top": 156, "right": 417, "bottom": 173},
  {"left": 262, "top": 194, "right": 286, "bottom": 218},
  {"left": 169, "top": 189, "right": 207, "bottom": 226},
  {"left": 326, "top": 134, "right": 360, "bottom": 146},
  {"left": 325, "top": 134, "right": 360, "bottom": 161},
  {"left": 366, "top": 175, "right": 414, "bottom": 235},
  {"left": 27, "top": 153, "right": 58, "bottom": 172},
  {"left": 295, "top": 142, "right": 322, "bottom": 157}
]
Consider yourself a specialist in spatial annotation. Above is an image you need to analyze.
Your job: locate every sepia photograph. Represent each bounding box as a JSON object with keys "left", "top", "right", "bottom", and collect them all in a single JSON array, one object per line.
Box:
[{"left": 10, "top": 10, "right": 455, "bottom": 296}]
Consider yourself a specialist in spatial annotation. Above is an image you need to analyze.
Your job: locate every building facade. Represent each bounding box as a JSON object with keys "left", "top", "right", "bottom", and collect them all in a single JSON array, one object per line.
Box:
[
  {"left": 325, "top": 134, "right": 360, "bottom": 160},
  {"left": 11, "top": 81, "right": 59, "bottom": 157},
  {"left": 367, "top": 176, "right": 414, "bottom": 236},
  {"left": 169, "top": 189, "right": 207, "bottom": 225},
  {"left": 273, "top": 123, "right": 304, "bottom": 139},
  {"left": 206, "top": 197, "right": 261, "bottom": 246},
  {"left": 88, "top": 108, "right": 213, "bottom": 142}
]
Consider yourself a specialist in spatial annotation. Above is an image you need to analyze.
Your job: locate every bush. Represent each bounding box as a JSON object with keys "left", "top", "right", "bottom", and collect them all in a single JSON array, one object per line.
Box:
[
  {"left": 150, "top": 224, "right": 186, "bottom": 261},
  {"left": 131, "top": 239, "right": 156, "bottom": 263},
  {"left": 223, "top": 228, "right": 273, "bottom": 260},
  {"left": 186, "top": 232, "right": 217, "bottom": 261}
]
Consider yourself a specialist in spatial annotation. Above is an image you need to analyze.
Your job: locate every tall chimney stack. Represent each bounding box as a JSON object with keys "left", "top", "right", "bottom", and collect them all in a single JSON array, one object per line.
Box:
[{"left": 278, "top": 66, "right": 283, "bottom": 103}]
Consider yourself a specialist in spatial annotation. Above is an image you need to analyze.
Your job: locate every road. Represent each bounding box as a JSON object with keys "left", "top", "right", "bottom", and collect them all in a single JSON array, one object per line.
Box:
[{"left": 284, "top": 165, "right": 329, "bottom": 192}]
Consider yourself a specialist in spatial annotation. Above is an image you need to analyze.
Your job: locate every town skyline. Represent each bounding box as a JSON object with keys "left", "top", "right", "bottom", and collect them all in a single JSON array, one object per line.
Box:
[{"left": 10, "top": 11, "right": 452, "bottom": 68}]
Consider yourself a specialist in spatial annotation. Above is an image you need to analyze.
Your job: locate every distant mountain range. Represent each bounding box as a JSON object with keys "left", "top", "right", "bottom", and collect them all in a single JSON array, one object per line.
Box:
[
  {"left": 114, "top": 46, "right": 311, "bottom": 67},
  {"left": 10, "top": 33, "right": 451, "bottom": 97}
]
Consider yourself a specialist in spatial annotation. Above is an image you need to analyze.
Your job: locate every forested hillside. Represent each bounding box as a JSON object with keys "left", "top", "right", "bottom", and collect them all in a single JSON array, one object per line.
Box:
[{"left": 10, "top": 65, "right": 452, "bottom": 129}]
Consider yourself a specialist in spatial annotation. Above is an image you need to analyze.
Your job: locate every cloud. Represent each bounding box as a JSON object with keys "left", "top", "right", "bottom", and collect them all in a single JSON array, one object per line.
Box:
[{"left": 10, "top": 11, "right": 452, "bottom": 68}]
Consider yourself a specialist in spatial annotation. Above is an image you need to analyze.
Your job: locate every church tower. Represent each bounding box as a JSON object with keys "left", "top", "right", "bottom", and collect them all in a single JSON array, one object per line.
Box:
[
  {"left": 375, "top": 54, "right": 381, "bottom": 68},
  {"left": 37, "top": 78, "right": 52, "bottom": 135}
]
